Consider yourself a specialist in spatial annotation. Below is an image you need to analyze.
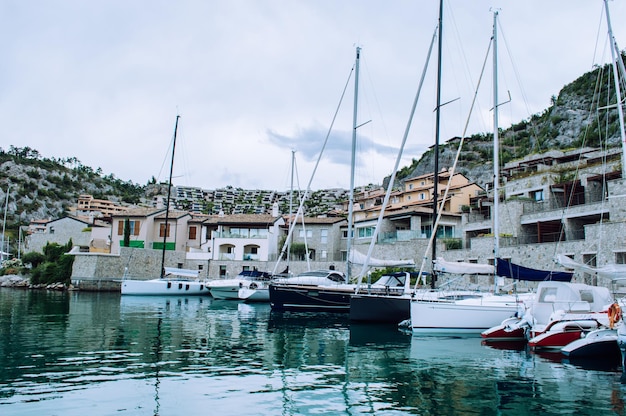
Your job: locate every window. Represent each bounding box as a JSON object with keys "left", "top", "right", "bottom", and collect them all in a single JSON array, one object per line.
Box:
[
  {"left": 420, "top": 225, "right": 454, "bottom": 238},
  {"left": 299, "top": 230, "right": 312, "bottom": 238},
  {"left": 357, "top": 226, "right": 374, "bottom": 238},
  {"left": 342, "top": 230, "right": 349, "bottom": 239},
  {"left": 219, "top": 265, "right": 227, "bottom": 277},
  {"left": 419, "top": 192, "right": 426, "bottom": 200},
  {"left": 321, "top": 250, "right": 327, "bottom": 259},
  {"left": 188, "top": 226, "right": 197, "bottom": 240},
  {"left": 320, "top": 229, "right": 328, "bottom": 244},
  {"left": 617, "top": 252, "right": 626, "bottom": 264},
  {"left": 532, "top": 190, "right": 544, "bottom": 202},
  {"left": 159, "top": 223, "right": 171, "bottom": 238},
  {"left": 117, "top": 220, "right": 140, "bottom": 236}
]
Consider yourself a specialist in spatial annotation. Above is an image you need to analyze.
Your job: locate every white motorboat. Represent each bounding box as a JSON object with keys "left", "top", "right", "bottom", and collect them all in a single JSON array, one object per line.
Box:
[
  {"left": 238, "top": 280, "right": 270, "bottom": 302},
  {"left": 208, "top": 270, "right": 271, "bottom": 300},
  {"left": 121, "top": 267, "right": 210, "bottom": 296}
]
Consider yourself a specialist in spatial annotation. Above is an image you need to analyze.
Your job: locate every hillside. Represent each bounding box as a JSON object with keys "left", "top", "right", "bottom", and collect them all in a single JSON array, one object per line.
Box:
[{"left": 398, "top": 56, "right": 625, "bottom": 188}]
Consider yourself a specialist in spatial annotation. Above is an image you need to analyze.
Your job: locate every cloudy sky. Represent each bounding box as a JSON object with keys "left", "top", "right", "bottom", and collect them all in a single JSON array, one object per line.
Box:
[{"left": 1, "top": 0, "right": 624, "bottom": 192}]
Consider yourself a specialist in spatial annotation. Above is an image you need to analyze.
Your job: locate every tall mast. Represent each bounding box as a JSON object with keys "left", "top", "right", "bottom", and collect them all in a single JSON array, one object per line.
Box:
[
  {"left": 160, "top": 115, "right": 180, "bottom": 278},
  {"left": 430, "top": 0, "right": 443, "bottom": 289},
  {"left": 492, "top": 11, "right": 500, "bottom": 291},
  {"left": 287, "top": 149, "right": 295, "bottom": 270},
  {"left": 1, "top": 183, "right": 9, "bottom": 261},
  {"left": 604, "top": 0, "right": 626, "bottom": 178},
  {"left": 346, "top": 46, "right": 361, "bottom": 280}
]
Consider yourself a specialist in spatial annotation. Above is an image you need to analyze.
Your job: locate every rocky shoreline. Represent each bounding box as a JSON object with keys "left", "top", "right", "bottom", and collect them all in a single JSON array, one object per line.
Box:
[{"left": 0, "top": 274, "right": 74, "bottom": 291}]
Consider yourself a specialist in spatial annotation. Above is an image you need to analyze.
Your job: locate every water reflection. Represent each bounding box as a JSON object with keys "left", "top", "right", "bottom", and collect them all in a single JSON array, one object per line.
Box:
[{"left": 1, "top": 290, "right": 625, "bottom": 415}]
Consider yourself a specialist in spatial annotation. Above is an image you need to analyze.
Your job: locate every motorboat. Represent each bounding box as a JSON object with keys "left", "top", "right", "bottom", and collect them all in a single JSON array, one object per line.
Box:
[
  {"left": 121, "top": 267, "right": 210, "bottom": 296},
  {"left": 481, "top": 281, "right": 613, "bottom": 342},
  {"left": 208, "top": 270, "right": 271, "bottom": 300},
  {"left": 528, "top": 319, "right": 603, "bottom": 350},
  {"left": 238, "top": 279, "right": 270, "bottom": 302},
  {"left": 480, "top": 316, "right": 529, "bottom": 341},
  {"left": 561, "top": 327, "right": 620, "bottom": 359}
]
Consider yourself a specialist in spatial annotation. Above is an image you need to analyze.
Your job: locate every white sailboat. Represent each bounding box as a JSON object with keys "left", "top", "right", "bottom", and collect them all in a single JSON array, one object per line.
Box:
[
  {"left": 121, "top": 116, "right": 210, "bottom": 296},
  {"left": 409, "top": 10, "right": 534, "bottom": 335}
]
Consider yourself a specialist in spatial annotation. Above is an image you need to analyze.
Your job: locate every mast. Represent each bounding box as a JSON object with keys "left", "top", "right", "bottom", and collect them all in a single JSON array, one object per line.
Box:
[
  {"left": 492, "top": 11, "right": 500, "bottom": 292},
  {"left": 604, "top": 0, "right": 626, "bottom": 178},
  {"left": 1, "top": 183, "right": 10, "bottom": 261},
  {"left": 346, "top": 46, "right": 361, "bottom": 280},
  {"left": 430, "top": 0, "right": 443, "bottom": 289},
  {"left": 160, "top": 115, "right": 180, "bottom": 278},
  {"left": 287, "top": 150, "right": 295, "bottom": 271}
]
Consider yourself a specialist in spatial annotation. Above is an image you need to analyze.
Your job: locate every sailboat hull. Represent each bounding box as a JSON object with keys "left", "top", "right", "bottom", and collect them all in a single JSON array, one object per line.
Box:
[
  {"left": 269, "top": 284, "right": 354, "bottom": 312},
  {"left": 121, "top": 279, "right": 210, "bottom": 296},
  {"left": 349, "top": 293, "right": 410, "bottom": 323},
  {"left": 410, "top": 296, "right": 524, "bottom": 335}
]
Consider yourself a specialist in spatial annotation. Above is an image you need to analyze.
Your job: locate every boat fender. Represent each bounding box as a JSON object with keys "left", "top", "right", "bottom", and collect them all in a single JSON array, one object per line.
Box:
[
  {"left": 250, "top": 282, "right": 258, "bottom": 290},
  {"left": 609, "top": 302, "right": 622, "bottom": 329}
]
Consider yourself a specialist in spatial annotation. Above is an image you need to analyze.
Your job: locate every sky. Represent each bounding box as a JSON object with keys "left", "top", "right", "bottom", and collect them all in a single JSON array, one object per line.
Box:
[{"left": 1, "top": 0, "right": 625, "bottom": 192}]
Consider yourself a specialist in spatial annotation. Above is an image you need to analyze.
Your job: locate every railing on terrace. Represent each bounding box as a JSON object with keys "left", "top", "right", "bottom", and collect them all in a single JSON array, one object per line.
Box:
[
  {"left": 213, "top": 232, "right": 268, "bottom": 239},
  {"left": 466, "top": 212, "right": 491, "bottom": 223},
  {"left": 379, "top": 230, "right": 424, "bottom": 243},
  {"left": 379, "top": 230, "right": 461, "bottom": 244},
  {"left": 515, "top": 229, "right": 585, "bottom": 245},
  {"left": 522, "top": 191, "right": 605, "bottom": 215}
]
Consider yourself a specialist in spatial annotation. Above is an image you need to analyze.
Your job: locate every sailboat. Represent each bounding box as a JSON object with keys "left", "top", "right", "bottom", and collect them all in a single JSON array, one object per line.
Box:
[
  {"left": 268, "top": 46, "right": 363, "bottom": 312},
  {"left": 121, "top": 116, "right": 210, "bottom": 296},
  {"left": 349, "top": 2, "right": 442, "bottom": 325},
  {"left": 409, "top": 10, "right": 540, "bottom": 335}
]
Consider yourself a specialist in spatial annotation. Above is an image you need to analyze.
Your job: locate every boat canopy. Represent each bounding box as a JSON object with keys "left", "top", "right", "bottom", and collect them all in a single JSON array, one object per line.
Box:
[
  {"left": 497, "top": 258, "right": 572, "bottom": 282},
  {"left": 349, "top": 249, "right": 415, "bottom": 268},
  {"left": 434, "top": 257, "right": 494, "bottom": 275},
  {"left": 556, "top": 254, "right": 626, "bottom": 281},
  {"left": 164, "top": 267, "right": 200, "bottom": 278}
]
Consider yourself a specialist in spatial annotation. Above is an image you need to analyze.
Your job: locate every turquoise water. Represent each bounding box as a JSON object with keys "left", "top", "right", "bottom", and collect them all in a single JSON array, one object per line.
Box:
[{"left": 0, "top": 289, "right": 625, "bottom": 415}]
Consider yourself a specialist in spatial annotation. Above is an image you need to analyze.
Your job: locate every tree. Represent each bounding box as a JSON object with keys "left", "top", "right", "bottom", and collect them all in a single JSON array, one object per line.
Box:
[
  {"left": 123, "top": 218, "right": 131, "bottom": 247},
  {"left": 22, "top": 251, "right": 45, "bottom": 268}
]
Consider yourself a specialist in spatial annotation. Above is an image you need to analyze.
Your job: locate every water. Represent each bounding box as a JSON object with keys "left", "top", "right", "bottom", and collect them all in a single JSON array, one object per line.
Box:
[{"left": 1, "top": 289, "right": 625, "bottom": 416}]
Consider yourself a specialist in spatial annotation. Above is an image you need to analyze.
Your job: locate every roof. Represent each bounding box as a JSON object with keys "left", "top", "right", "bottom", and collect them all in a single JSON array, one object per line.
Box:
[
  {"left": 155, "top": 210, "right": 192, "bottom": 220},
  {"left": 283, "top": 216, "right": 346, "bottom": 226},
  {"left": 112, "top": 207, "right": 164, "bottom": 218},
  {"left": 45, "top": 215, "right": 93, "bottom": 226},
  {"left": 203, "top": 213, "right": 282, "bottom": 226}
]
